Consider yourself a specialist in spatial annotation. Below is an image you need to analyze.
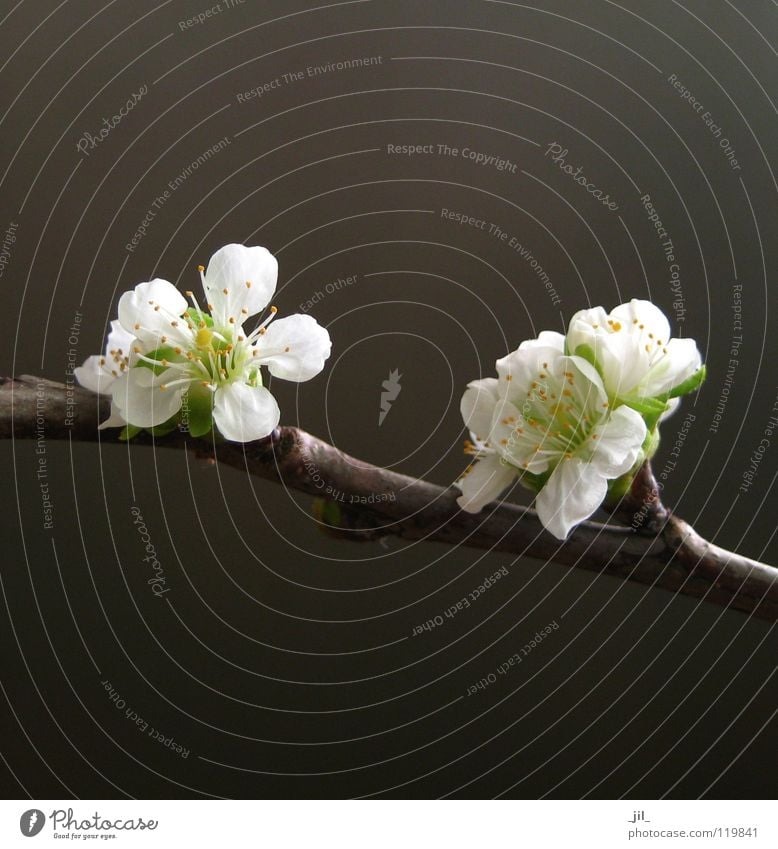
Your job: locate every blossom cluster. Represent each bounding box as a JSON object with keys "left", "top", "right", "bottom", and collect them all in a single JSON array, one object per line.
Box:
[
  {"left": 75, "top": 244, "right": 331, "bottom": 442},
  {"left": 456, "top": 300, "right": 705, "bottom": 539}
]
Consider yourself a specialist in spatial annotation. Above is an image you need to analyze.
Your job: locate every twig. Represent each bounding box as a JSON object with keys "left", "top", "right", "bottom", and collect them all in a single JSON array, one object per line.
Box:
[{"left": 3, "top": 374, "right": 776, "bottom": 621}]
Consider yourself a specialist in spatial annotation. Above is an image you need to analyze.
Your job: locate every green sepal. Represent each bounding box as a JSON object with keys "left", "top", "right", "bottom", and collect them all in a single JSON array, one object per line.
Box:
[
  {"left": 148, "top": 415, "right": 179, "bottom": 437},
  {"left": 186, "top": 307, "right": 213, "bottom": 327},
  {"left": 184, "top": 383, "right": 214, "bottom": 438},
  {"left": 605, "top": 470, "right": 634, "bottom": 505},
  {"left": 573, "top": 343, "right": 604, "bottom": 378},
  {"left": 118, "top": 424, "right": 143, "bottom": 441},
  {"left": 246, "top": 368, "right": 263, "bottom": 388},
  {"left": 658, "top": 365, "right": 707, "bottom": 401},
  {"left": 614, "top": 394, "right": 669, "bottom": 432},
  {"left": 517, "top": 468, "right": 551, "bottom": 494}
]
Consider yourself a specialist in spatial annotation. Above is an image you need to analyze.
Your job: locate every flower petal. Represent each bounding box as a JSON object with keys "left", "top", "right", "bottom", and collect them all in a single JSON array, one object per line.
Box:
[
  {"left": 566, "top": 307, "right": 609, "bottom": 354},
  {"left": 213, "top": 381, "right": 280, "bottom": 442},
  {"left": 255, "top": 314, "right": 331, "bottom": 382},
  {"left": 106, "top": 319, "right": 136, "bottom": 359},
  {"left": 518, "top": 330, "right": 566, "bottom": 352},
  {"left": 118, "top": 279, "right": 188, "bottom": 347},
  {"left": 611, "top": 299, "right": 671, "bottom": 343},
  {"left": 203, "top": 244, "right": 278, "bottom": 324},
  {"left": 74, "top": 355, "right": 110, "bottom": 393},
  {"left": 460, "top": 377, "right": 500, "bottom": 440},
  {"left": 496, "top": 343, "right": 565, "bottom": 402},
  {"left": 640, "top": 337, "right": 702, "bottom": 398},
  {"left": 111, "top": 367, "right": 184, "bottom": 428},
  {"left": 535, "top": 457, "right": 608, "bottom": 539},
  {"left": 97, "top": 402, "right": 127, "bottom": 430},
  {"left": 589, "top": 405, "right": 647, "bottom": 477},
  {"left": 456, "top": 452, "right": 517, "bottom": 513}
]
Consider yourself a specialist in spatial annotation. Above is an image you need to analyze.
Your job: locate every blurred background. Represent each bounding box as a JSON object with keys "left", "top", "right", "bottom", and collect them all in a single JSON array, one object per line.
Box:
[{"left": 0, "top": 0, "right": 776, "bottom": 799}]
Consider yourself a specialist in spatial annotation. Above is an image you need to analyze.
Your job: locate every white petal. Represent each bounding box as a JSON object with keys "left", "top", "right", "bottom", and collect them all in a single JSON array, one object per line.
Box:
[
  {"left": 255, "top": 314, "right": 331, "bottom": 382},
  {"left": 535, "top": 457, "right": 607, "bottom": 539},
  {"left": 589, "top": 405, "right": 646, "bottom": 478},
  {"left": 460, "top": 377, "right": 499, "bottom": 440},
  {"left": 111, "top": 367, "right": 184, "bottom": 428},
  {"left": 640, "top": 338, "right": 702, "bottom": 398},
  {"left": 203, "top": 244, "right": 278, "bottom": 324},
  {"left": 106, "top": 319, "right": 136, "bottom": 357},
  {"left": 611, "top": 299, "right": 671, "bottom": 343},
  {"left": 118, "top": 279, "right": 188, "bottom": 347},
  {"left": 518, "top": 330, "right": 566, "bottom": 352},
  {"left": 456, "top": 453, "right": 517, "bottom": 513},
  {"left": 98, "top": 402, "right": 127, "bottom": 430},
  {"left": 566, "top": 307, "right": 609, "bottom": 354},
  {"left": 75, "top": 356, "right": 110, "bottom": 394},
  {"left": 596, "top": 331, "right": 650, "bottom": 397},
  {"left": 213, "top": 381, "right": 280, "bottom": 442},
  {"left": 566, "top": 354, "right": 608, "bottom": 404},
  {"left": 496, "top": 343, "right": 564, "bottom": 400}
]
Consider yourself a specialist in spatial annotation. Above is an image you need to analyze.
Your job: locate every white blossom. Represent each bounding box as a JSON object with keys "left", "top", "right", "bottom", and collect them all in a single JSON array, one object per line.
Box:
[
  {"left": 77, "top": 244, "right": 331, "bottom": 441},
  {"left": 457, "top": 342, "right": 646, "bottom": 539}
]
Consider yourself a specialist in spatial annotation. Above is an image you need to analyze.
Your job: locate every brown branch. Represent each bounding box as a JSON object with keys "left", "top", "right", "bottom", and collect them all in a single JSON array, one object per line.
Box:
[{"left": 3, "top": 375, "right": 777, "bottom": 621}]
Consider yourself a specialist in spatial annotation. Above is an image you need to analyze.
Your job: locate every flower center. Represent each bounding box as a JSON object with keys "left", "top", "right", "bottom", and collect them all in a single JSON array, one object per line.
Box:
[
  {"left": 195, "top": 327, "right": 213, "bottom": 349},
  {"left": 502, "top": 363, "right": 604, "bottom": 468}
]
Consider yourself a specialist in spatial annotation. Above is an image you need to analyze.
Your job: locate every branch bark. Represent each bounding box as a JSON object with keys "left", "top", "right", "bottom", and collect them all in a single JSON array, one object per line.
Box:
[{"left": 3, "top": 375, "right": 777, "bottom": 621}]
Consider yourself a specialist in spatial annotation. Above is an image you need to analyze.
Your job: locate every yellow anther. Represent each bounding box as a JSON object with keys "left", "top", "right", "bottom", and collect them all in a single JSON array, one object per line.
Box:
[{"left": 197, "top": 265, "right": 205, "bottom": 273}]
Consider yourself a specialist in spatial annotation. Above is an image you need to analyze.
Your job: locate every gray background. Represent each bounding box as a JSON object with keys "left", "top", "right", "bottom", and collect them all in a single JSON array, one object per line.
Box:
[{"left": 0, "top": 0, "right": 776, "bottom": 798}]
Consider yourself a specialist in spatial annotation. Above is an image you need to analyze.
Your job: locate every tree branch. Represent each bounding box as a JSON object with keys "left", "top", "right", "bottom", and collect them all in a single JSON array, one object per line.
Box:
[{"left": 3, "top": 375, "right": 777, "bottom": 621}]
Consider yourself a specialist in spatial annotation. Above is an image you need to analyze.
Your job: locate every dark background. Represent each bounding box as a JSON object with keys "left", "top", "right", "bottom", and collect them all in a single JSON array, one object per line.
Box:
[{"left": 0, "top": 0, "right": 776, "bottom": 799}]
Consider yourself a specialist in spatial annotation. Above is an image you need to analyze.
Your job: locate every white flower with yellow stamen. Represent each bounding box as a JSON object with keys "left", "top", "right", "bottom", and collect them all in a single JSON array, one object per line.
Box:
[
  {"left": 457, "top": 342, "right": 646, "bottom": 539},
  {"left": 77, "top": 244, "right": 331, "bottom": 442},
  {"left": 566, "top": 299, "right": 704, "bottom": 419}
]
